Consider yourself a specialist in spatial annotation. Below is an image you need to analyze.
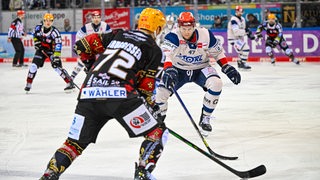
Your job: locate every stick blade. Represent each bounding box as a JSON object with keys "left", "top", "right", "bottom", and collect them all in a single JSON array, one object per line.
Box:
[{"left": 239, "top": 165, "right": 267, "bottom": 179}]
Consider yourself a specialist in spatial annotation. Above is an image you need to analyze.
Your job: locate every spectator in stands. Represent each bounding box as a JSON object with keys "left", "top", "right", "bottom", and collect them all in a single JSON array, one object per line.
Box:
[
  {"left": 27, "top": 0, "right": 46, "bottom": 9},
  {"left": 211, "top": 0, "right": 223, "bottom": 5},
  {"left": 211, "top": 16, "right": 227, "bottom": 29},
  {"left": 264, "top": 9, "right": 270, "bottom": 22},
  {"left": 9, "top": 0, "right": 23, "bottom": 10},
  {"left": 304, "top": 16, "right": 318, "bottom": 27},
  {"left": 246, "top": 13, "right": 260, "bottom": 28},
  {"left": 2, "top": 0, "right": 11, "bottom": 10},
  {"left": 212, "top": 16, "right": 223, "bottom": 29},
  {"left": 64, "top": 18, "right": 71, "bottom": 32}
]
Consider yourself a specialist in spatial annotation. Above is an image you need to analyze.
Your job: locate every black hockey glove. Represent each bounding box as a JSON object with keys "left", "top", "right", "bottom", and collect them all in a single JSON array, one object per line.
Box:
[
  {"left": 266, "top": 39, "right": 276, "bottom": 48},
  {"left": 273, "top": 39, "right": 280, "bottom": 46},
  {"left": 151, "top": 104, "right": 166, "bottom": 123},
  {"left": 248, "top": 33, "right": 255, "bottom": 40},
  {"left": 51, "top": 56, "right": 62, "bottom": 68},
  {"left": 255, "top": 33, "right": 263, "bottom": 40},
  {"left": 83, "top": 59, "right": 95, "bottom": 74},
  {"left": 34, "top": 41, "right": 42, "bottom": 50},
  {"left": 247, "top": 30, "right": 255, "bottom": 40},
  {"left": 221, "top": 64, "right": 241, "bottom": 85},
  {"left": 162, "top": 67, "right": 178, "bottom": 89}
]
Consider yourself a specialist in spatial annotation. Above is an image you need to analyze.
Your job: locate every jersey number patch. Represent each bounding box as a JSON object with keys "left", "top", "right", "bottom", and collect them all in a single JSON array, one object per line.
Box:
[{"left": 93, "top": 49, "right": 135, "bottom": 79}]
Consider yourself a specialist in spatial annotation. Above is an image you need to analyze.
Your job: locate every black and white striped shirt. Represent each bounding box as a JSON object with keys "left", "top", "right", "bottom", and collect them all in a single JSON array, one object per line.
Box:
[{"left": 8, "top": 18, "right": 25, "bottom": 38}]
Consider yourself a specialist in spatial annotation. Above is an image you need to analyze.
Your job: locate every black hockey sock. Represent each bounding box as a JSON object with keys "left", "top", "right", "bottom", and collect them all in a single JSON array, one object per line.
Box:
[
  {"left": 138, "top": 139, "right": 163, "bottom": 172},
  {"left": 46, "top": 139, "right": 86, "bottom": 175}
]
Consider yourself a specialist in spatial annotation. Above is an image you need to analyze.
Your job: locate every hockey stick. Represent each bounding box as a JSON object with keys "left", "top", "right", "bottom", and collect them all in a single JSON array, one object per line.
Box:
[
  {"left": 168, "top": 128, "right": 267, "bottom": 179},
  {"left": 172, "top": 88, "right": 238, "bottom": 160},
  {"left": 41, "top": 50, "right": 80, "bottom": 90}
]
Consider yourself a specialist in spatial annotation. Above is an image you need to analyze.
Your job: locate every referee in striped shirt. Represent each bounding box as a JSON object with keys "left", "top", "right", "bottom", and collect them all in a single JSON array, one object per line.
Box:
[{"left": 7, "top": 10, "right": 27, "bottom": 67}]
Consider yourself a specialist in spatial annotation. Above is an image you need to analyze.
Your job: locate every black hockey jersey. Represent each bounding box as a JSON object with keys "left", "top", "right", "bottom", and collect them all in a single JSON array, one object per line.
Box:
[
  {"left": 78, "top": 30, "right": 164, "bottom": 105},
  {"left": 256, "top": 22, "right": 283, "bottom": 40},
  {"left": 33, "top": 25, "right": 62, "bottom": 57}
]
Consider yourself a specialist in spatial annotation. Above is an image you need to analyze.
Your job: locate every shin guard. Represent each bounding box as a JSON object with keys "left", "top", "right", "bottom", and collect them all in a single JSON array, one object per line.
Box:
[{"left": 45, "top": 139, "right": 85, "bottom": 175}]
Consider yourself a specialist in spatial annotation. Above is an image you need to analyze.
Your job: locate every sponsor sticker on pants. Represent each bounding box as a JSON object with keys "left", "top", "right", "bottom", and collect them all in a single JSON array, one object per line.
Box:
[
  {"left": 123, "top": 104, "right": 158, "bottom": 135},
  {"left": 68, "top": 114, "right": 85, "bottom": 140}
]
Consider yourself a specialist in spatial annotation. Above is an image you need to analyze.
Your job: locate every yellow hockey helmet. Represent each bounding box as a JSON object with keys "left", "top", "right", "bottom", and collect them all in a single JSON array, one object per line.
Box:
[
  {"left": 268, "top": 13, "right": 276, "bottom": 20},
  {"left": 43, "top": 13, "right": 54, "bottom": 21},
  {"left": 138, "top": 8, "right": 166, "bottom": 33}
]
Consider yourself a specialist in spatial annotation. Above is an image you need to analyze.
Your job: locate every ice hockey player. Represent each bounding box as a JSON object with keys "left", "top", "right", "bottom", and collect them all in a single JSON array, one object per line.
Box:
[
  {"left": 155, "top": 11, "right": 241, "bottom": 137},
  {"left": 69, "top": 11, "right": 112, "bottom": 84},
  {"left": 24, "top": 13, "right": 74, "bottom": 93},
  {"left": 255, "top": 13, "right": 300, "bottom": 65},
  {"left": 227, "top": 5, "right": 255, "bottom": 70},
  {"left": 39, "top": 7, "right": 167, "bottom": 180}
]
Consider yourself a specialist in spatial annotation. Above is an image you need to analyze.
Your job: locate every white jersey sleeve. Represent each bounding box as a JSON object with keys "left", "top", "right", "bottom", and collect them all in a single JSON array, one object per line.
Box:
[{"left": 207, "top": 33, "right": 226, "bottom": 61}]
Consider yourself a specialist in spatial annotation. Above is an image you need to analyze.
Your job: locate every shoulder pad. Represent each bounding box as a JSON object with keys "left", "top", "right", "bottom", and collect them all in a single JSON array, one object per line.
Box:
[
  {"left": 164, "top": 32, "right": 179, "bottom": 47},
  {"left": 207, "top": 30, "right": 217, "bottom": 48}
]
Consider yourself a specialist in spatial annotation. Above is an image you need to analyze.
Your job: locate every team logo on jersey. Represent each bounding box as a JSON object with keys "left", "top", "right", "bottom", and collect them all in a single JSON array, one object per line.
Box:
[
  {"left": 176, "top": 54, "right": 203, "bottom": 63},
  {"left": 98, "top": 73, "right": 110, "bottom": 80},
  {"left": 130, "top": 116, "right": 145, "bottom": 128}
]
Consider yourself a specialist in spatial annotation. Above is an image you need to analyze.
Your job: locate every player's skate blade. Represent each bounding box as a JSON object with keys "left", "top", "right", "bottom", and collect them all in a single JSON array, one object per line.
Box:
[{"left": 64, "top": 83, "right": 75, "bottom": 93}]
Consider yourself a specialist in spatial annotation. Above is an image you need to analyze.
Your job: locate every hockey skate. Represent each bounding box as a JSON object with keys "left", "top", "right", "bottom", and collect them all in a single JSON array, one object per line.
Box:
[
  {"left": 270, "top": 58, "right": 276, "bottom": 65},
  {"left": 291, "top": 58, "right": 300, "bottom": 65},
  {"left": 199, "top": 113, "right": 213, "bottom": 137},
  {"left": 39, "top": 169, "right": 59, "bottom": 180},
  {"left": 64, "top": 83, "right": 75, "bottom": 93},
  {"left": 24, "top": 83, "right": 32, "bottom": 93},
  {"left": 134, "top": 163, "right": 156, "bottom": 180},
  {"left": 237, "top": 60, "right": 251, "bottom": 70},
  {"left": 13, "top": 64, "right": 28, "bottom": 69}
]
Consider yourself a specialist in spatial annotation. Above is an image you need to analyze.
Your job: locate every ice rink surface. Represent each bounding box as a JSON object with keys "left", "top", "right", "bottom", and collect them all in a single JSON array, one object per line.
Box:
[{"left": 0, "top": 61, "right": 319, "bottom": 180}]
